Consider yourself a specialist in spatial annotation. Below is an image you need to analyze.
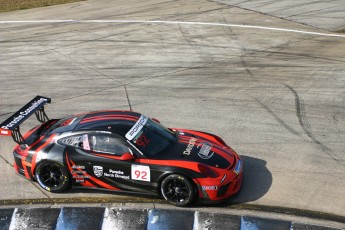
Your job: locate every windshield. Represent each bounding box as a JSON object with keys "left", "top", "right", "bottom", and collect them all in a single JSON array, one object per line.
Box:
[{"left": 125, "top": 115, "right": 176, "bottom": 157}]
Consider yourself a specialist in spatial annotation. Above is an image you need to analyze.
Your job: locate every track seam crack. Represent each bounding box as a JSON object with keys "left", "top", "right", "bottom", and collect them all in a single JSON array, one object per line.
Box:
[
  {"left": 124, "top": 85, "right": 132, "bottom": 111},
  {"left": 0, "top": 155, "right": 12, "bottom": 167}
]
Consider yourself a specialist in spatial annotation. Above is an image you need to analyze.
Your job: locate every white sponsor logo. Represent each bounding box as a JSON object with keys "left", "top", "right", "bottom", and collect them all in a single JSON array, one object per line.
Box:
[
  {"left": 125, "top": 115, "right": 148, "bottom": 140},
  {"left": 202, "top": 186, "right": 218, "bottom": 190},
  {"left": 1, "top": 98, "right": 48, "bottom": 130},
  {"left": 104, "top": 169, "right": 130, "bottom": 179},
  {"left": 198, "top": 143, "right": 214, "bottom": 159},
  {"left": 183, "top": 137, "right": 197, "bottom": 156},
  {"left": 93, "top": 166, "right": 103, "bottom": 177}
]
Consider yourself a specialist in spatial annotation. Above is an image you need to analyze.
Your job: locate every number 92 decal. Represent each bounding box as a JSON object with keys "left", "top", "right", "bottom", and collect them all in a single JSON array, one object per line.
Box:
[{"left": 131, "top": 165, "right": 150, "bottom": 182}]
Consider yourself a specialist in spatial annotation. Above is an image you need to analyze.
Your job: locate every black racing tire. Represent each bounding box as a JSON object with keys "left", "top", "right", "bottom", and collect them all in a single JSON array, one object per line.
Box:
[
  {"left": 35, "top": 161, "right": 70, "bottom": 193},
  {"left": 160, "top": 174, "right": 195, "bottom": 207}
]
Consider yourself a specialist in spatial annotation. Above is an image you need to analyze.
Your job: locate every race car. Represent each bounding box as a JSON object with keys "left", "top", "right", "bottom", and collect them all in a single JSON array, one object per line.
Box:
[{"left": 0, "top": 96, "right": 243, "bottom": 206}]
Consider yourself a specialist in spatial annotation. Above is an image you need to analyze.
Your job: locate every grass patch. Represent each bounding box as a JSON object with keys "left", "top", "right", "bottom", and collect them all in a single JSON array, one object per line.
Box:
[{"left": 0, "top": 0, "right": 84, "bottom": 13}]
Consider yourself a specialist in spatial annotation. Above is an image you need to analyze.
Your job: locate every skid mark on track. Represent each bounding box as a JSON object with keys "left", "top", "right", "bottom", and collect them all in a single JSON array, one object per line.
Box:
[
  {"left": 283, "top": 84, "right": 323, "bottom": 147},
  {"left": 251, "top": 96, "right": 300, "bottom": 136},
  {"left": 177, "top": 24, "right": 213, "bottom": 63},
  {"left": 283, "top": 84, "right": 344, "bottom": 167},
  {"left": 283, "top": 84, "right": 327, "bottom": 149}
]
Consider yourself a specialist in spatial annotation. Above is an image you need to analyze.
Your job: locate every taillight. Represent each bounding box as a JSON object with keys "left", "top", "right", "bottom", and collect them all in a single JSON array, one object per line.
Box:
[{"left": 198, "top": 164, "right": 219, "bottom": 178}]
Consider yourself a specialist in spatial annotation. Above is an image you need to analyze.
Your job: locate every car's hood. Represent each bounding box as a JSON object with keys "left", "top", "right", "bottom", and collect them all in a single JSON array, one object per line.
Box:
[{"left": 161, "top": 129, "right": 236, "bottom": 169}]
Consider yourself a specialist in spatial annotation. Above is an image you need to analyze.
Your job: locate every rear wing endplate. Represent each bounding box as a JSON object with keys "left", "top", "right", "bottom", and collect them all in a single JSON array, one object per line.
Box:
[{"left": 0, "top": 96, "right": 51, "bottom": 144}]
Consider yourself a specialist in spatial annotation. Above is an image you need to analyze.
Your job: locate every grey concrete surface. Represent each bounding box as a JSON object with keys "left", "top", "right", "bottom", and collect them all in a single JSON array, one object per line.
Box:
[
  {"left": 214, "top": 0, "right": 345, "bottom": 31},
  {"left": 0, "top": 0, "right": 344, "bottom": 223}
]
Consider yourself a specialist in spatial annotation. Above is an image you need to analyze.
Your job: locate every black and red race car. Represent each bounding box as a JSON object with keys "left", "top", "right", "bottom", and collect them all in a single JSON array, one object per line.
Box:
[{"left": 0, "top": 96, "right": 243, "bottom": 206}]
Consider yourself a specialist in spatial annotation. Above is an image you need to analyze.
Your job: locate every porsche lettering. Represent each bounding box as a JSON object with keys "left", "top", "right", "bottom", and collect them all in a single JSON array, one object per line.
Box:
[{"left": 126, "top": 115, "right": 148, "bottom": 140}]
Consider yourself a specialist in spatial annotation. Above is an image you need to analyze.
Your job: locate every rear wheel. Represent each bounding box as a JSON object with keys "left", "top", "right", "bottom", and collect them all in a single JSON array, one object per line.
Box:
[
  {"left": 35, "top": 161, "right": 70, "bottom": 193},
  {"left": 160, "top": 174, "right": 195, "bottom": 207}
]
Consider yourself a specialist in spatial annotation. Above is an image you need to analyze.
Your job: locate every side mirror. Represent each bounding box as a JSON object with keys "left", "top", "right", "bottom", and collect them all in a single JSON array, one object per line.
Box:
[{"left": 120, "top": 152, "right": 135, "bottom": 161}]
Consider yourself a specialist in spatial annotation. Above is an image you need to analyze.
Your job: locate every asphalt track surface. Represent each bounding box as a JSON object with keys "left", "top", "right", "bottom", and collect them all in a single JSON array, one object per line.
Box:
[
  {"left": 0, "top": 0, "right": 344, "bottom": 228},
  {"left": 215, "top": 0, "right": 345, "bottom": 31}
]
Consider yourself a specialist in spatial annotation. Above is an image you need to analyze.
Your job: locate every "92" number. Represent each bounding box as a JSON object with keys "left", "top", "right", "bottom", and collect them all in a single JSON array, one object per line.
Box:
[
  {"left": 131, "top": 165, "right": 150, "bottom": 182},
  {"left": 134, "top": 170, "right": 147, "bottom": 180}
]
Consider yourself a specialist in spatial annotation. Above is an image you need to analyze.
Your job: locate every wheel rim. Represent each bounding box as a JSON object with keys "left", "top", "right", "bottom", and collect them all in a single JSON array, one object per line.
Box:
[
  {"left": 38, "top": 164, "right": 64, "bottom": 188},
  {"left": 163, "top": 178, "right": 191, "bottom": 204}
]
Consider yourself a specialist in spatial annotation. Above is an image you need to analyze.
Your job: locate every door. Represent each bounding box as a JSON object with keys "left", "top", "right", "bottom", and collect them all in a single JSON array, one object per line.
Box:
[{"left": 82, "top": 132, "right": 156, "bottom": 194}]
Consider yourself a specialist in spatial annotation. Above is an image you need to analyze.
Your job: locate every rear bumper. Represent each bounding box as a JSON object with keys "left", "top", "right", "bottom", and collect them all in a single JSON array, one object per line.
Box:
[{"left": 13, "top": 149, "right": 34, "bottom": 180}]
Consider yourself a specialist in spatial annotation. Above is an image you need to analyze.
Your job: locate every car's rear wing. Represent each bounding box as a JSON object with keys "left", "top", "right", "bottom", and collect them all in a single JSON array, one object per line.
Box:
[{"left": 0, "top": 96, "right": 51, "bottom": 144}]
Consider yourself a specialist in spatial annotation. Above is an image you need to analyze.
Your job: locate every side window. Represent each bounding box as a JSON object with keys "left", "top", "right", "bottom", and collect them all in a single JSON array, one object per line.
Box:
[
  {"left": 59, "top": 135, "right": 83, "bottom": 148},
  {"left": 89, "top": 133, "right": 131, "bottom": 156}
]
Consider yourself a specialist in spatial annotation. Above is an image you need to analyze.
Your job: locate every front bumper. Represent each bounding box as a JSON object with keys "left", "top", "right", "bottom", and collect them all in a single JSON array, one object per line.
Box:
[{"left": 199, "top": 172, "right": 243, "bottom": 201}]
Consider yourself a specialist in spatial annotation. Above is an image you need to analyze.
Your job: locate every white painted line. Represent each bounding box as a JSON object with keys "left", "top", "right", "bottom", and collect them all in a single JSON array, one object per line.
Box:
[{"left": 0, "top": 19, "right": 344, "bottom": 38}]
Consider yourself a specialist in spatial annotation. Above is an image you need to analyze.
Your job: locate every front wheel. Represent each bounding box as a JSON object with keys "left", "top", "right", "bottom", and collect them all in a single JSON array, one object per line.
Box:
[
  {"left": 160, "top": 174, "right": 195, "bottom": 207},
  {"left": 35, "top": 161, "right": 70, "bottom": 193}
]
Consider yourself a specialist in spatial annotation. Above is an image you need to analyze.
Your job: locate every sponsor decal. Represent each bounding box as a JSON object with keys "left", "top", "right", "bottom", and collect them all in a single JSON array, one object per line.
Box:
[
  {"left": 202, "top": 186, "right": 218, "bottom": 190},
  {"left": 83, "top": 134, "right": 90, "bottom": 150},
  {"left": 234, "top": 159, "right": 242, "bottom": 175},
  {"left": 104, "top": 169, "right": 130, "bottom": 180},
  {"left": 71, "top": 165, "right": 90, "bottom": 182},
  {"left": 73, "top": 175, "right": 90, "bottom": 179},
  {"left": 220, "top": 174, "right": 227, "bottom": 183},
  {"left": 71, "top": 170, "right": 85, "bottom": 174},
  {"left": 93, "top": 166, "right": 103, "bottom": 177},
  {"left": 125, "top": 115, "right": 148, "bottom": 140},
  {"left": 183, "top": 137, "right": 197, "bottom": 156},
  {"left": 198, "top": 142, "right": 214, "bottom": 159},
  {"left": 131, "top": 165, "right": 150, "bottom": 182},
  {"left": 72, "top": 165, "right": 85, "bottom": 170},
  {"left": 1, "top": 98, "right": 48, "bottom": 130}
]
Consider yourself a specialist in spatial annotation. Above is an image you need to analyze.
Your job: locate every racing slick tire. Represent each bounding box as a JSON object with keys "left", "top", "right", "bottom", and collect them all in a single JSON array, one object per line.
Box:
[
  {"left": 160, "top": 174, "right": 195, "bottom": 207},
  {"left": 35, "top": 161, "right": 70, "bottom": 193}
]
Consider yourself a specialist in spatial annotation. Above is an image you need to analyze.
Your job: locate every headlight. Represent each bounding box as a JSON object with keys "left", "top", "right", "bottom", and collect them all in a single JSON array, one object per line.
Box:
[{"left": 198, "top": 164, "right": 219, "bottom": 178}]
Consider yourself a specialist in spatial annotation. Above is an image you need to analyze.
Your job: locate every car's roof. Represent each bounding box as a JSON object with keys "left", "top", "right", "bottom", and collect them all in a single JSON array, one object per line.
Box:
[
  {"left": 75, "top": 110, "right": 141, "bottom": 134},
  {"left": 46, "top": 110, "right": 142, "bottom": 135},
  {"left": 78, "top": 110, "right": 141, "bottom": 124}
]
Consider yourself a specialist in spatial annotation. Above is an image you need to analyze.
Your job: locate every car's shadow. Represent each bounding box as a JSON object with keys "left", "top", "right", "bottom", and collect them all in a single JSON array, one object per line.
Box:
[{"left": 197, "top": 155, "right": 272, "bottom": 207}]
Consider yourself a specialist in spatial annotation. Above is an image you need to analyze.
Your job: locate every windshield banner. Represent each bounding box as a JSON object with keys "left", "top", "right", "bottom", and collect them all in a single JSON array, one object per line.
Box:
[{"left": 125, "top": 115, "right": 148, "bottom": 140}]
